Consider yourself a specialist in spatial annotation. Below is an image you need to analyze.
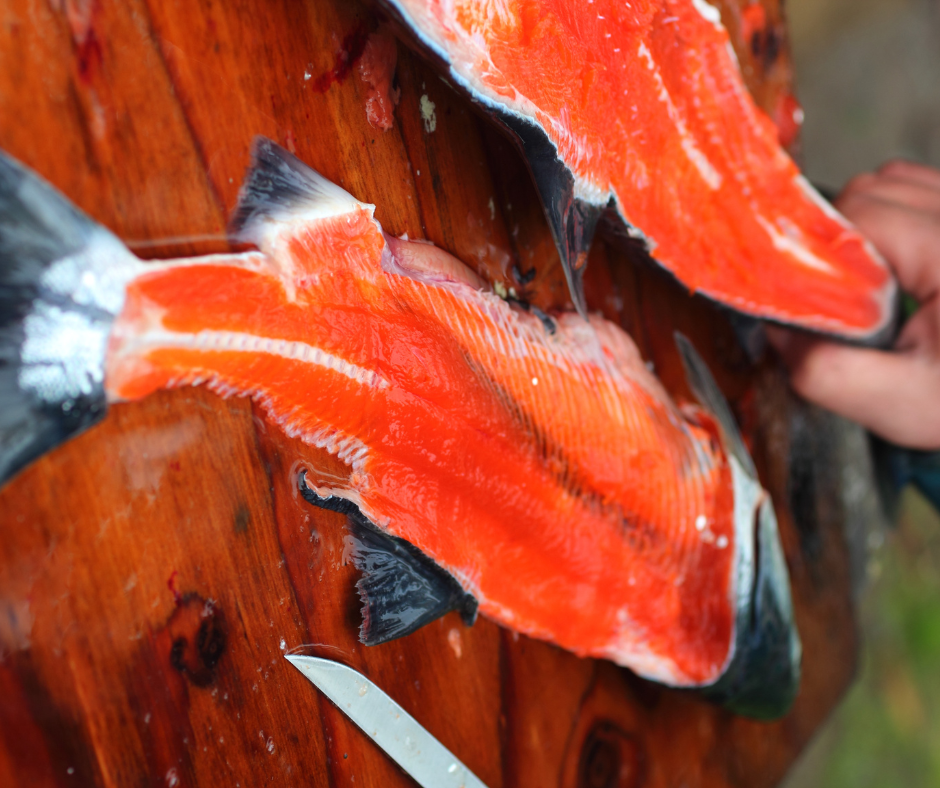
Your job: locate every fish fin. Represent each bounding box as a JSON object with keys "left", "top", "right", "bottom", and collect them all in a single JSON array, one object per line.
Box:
[
  {"left": 674, "top": 332, "right": 757, "bottom": 478},
  {"left": 298, "top": 471, "right": 478, "bottom": 644},
  {"left": 229, "top": 137, "right": 368, "bottom": 248},
  {"left": 553, "top": 197, "right": 603, "bottom": 320},
  {"left": 701, "top": 497, "right": 801, "bottom": 719},
  {"left": 344, "top": 519, "right": 479, "bottom": 644},
  {"left": 674, "top": 335, "right": 801, "bottom": 718},
  {"left": 492, "top": 112, "right": 603, "bottom": 319},
  {"left": 0, "top": 150, "right": 138, "bottom": 487}
]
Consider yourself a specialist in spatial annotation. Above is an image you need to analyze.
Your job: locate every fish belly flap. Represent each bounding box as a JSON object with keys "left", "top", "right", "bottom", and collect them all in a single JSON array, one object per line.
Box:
[{"left": 387, "top": 0, "right": 896, "bottom": 338}]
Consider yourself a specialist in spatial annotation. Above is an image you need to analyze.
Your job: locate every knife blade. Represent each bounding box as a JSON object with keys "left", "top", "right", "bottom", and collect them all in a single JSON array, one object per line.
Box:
[{"left": 285, "top": 655, "right": 489, "bottom": 788}]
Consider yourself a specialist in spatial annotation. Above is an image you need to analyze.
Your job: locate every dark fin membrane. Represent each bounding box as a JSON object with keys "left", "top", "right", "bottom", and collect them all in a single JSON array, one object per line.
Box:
[
  {"left": 674, "top": 334, "right": 801, "bottom": 719},
  {"left": 298, "top": 471, "right": 478, "bottom": 645},
  {"left": 229, "top": 136, "right": 360, "bottom": 246},
  {"left": 343, "top": 519, "right": 480, "bottom": 645},
  {"left": 0, "top": 151, "right": 134, "bottom": 487},
  {"left": 493, "top": 111, "right": 603, "bottom": 320}
]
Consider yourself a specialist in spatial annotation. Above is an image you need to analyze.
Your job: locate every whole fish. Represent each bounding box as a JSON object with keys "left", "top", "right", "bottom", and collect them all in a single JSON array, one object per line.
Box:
[
  {"left": 0, "top": 139, "right": 799, "bottom": 718},
  {"left": 381, "top": 0, "right": 897, "bottom": 339}
]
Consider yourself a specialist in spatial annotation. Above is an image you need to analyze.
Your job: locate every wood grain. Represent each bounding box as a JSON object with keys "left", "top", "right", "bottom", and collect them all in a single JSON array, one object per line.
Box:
[{"left": 0, "top": 0, "right": 852, "bottom": 786}]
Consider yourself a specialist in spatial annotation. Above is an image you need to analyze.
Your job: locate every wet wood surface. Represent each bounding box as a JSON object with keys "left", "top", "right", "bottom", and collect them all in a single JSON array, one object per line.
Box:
[{"left": 0, "top": 1, "right": 854, "bottom": 786}]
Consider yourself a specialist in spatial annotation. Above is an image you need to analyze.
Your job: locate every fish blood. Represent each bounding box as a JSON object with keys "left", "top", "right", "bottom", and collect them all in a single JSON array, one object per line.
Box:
[
  {"left": 0, "top": 141, "right": 799, "bottom": 717},
  {"left": 381, "top": 0, "right": 897, "bottom": 338}
]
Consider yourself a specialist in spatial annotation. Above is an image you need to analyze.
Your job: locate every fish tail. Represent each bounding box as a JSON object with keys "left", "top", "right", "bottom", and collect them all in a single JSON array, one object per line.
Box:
[{"left": 0, "top": 150, "right": 140, "bottom": 486}]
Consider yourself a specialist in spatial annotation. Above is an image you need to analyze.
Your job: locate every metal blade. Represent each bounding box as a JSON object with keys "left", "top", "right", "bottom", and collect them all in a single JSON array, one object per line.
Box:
[{"left": 285, "top": 656, "right": 489, "bottom": 788}]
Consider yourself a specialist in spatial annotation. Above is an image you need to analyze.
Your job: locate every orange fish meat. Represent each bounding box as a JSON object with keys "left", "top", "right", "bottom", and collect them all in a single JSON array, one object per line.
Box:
[
  {"left": 0, "top": 140, "right": 799, "bottom": 718},
  {"left": 382, "top": 0, "right": 897, "bottom": 339}
]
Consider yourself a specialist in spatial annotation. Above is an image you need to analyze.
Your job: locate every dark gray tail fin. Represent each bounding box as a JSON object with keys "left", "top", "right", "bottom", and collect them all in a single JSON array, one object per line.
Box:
[{"left": 0, "top": 151, "right": 139, "bottom": 487}]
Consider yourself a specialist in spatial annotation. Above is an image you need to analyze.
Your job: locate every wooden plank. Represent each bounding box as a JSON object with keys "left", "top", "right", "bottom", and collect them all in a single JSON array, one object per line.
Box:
[{"left": 0, "top": 0, "right": 854, "bottom": 786}]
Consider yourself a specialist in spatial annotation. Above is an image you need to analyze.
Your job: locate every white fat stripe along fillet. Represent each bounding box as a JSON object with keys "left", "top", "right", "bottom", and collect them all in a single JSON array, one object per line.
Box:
[
  {"left": 202, "top": 375, "right": 370, "bottom": 471},
  {"left": 755, "top": 216, "right": 836, "bottom": 274},
  {"left": 123, "top": 328, "right": 379, "bottom": 471},
  {"left": 127, "top": 328, "right": 391, "bottom": 390},
  {"left": 636, "top": 42, "right": 722, "bottom": 191}
]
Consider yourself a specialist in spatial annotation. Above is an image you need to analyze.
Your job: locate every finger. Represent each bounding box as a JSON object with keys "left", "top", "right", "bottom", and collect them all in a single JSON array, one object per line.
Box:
[
  {"left": 894, "top": 299, "right": 940, "bottom": 355},
  {"left": 835, "top": 192, "right": 940, "bottom": 302},
  {"left": 768, "top": 328, "right": 940, "bottom": 449},
  {"left": 877, "top": 160, "right": 940, "bottom": 190},
  {"left": 840, "top": 175, "right": 940, "bottom": 215}
]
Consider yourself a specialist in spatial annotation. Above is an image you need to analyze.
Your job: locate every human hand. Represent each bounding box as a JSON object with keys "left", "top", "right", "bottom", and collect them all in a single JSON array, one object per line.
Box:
[{"left": 767, "top": 160, "right": 940, "bottom": 450}]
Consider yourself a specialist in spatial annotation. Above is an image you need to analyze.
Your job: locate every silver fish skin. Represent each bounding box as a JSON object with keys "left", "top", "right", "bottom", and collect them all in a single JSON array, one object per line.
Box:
[{"left": 0, "top": 151, "right": 141, "bottom": 485}]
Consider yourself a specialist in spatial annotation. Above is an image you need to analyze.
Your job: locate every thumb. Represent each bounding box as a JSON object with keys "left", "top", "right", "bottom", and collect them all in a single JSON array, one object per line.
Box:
[{"left": 767, "top": 325, "right": 940, "bottom": 450}]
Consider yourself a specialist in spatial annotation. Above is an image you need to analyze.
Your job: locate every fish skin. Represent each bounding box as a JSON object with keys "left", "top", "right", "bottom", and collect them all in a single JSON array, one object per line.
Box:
[
  {"left": 0, "top": 140, "right": 799, "bottom": 715},
  {"left": 380, "top": 0, "right": 897, "bottom": 341},
  {"left": 0, "top": 149, "right": 141, "bottom": 484}
]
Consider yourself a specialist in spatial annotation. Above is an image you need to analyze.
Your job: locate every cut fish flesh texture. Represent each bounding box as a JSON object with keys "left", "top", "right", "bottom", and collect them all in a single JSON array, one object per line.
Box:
[
  {"left": 0, "top": 141, "right": 799, "bottom": 718},
  {"left": 381, "top": 0, "right": 897, "bottom": 340},
  {"left": 108, "top": 141, "right": 797, "bottom": 703}
]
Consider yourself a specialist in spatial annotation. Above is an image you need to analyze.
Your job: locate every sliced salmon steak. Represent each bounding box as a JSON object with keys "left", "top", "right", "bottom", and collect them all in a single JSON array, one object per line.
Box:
[
  {"left": 0, "top": 140, "right": 800, "bottom": 718},
  {"left": 381, "top": 0, "right": 897, "bottom": 340}
]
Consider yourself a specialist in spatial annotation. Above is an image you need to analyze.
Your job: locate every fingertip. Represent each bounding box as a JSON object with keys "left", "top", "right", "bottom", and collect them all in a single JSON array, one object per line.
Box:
[
  {"left": 875, "top": 159, "right": 940, "bottom": 191},
  {"left": 838, "top": 171, "right": 876, "bottom": 200},
  {"left": 782, "top": 339, "right": 835, "bottom": 395},
  {"left": 779, "top": 339, "right": 870, "bottom": 408},
  {"left": 877, "top": 159, "right": 916, "bottom": 177},
  {"left": 766, "top": 329, "right": 836, "bottom": 395}
]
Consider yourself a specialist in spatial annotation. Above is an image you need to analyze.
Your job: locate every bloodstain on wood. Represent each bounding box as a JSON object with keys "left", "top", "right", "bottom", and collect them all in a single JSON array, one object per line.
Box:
[
  {"left": 0, "top": 1, "right": 853, "bottom": 786},
  {"left": 310, "top": 23, "right": 372, "bottom": 93}
]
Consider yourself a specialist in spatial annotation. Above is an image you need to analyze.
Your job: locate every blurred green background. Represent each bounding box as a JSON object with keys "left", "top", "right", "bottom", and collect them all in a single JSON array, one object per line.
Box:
[
  {"left": 783, "top": 1, "right": 940, "bottom": 784},
  {"left": 788, "top": 0, "right": 940, "bottom": 185},
  {"left": 785, "top": 491, "right": 940, "bottom": 786}
]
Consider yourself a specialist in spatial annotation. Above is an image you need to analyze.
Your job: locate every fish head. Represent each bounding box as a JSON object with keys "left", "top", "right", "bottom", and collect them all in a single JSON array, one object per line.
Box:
[
  {"left": 675, "top": 332, "right": 801, "bottom": 719},
  {"left": 704, "top": 463, "right": 802, "bottom": 720}
]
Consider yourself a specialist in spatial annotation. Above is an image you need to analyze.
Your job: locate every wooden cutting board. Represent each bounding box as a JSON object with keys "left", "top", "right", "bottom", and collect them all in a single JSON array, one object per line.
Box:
[{"left": 0, "top": 0, "right": 856, "bottom": 785}]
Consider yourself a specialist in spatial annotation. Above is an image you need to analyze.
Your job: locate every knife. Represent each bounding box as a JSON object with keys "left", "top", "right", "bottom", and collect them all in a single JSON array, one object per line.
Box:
[{"left": 285, "top": 655, "right": 489, "bottom": 788}]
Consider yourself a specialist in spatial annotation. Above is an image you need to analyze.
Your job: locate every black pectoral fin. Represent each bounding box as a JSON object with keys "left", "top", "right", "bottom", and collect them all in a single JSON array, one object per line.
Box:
[
  {"left": 343, "top": 520, "right": 478, "bottom": 645},
  {"left": 551, "top": 196, "right": 603, "bottom": 320},
  {"left": 298, "top": 471, "right": 478, "bottom": 645}
]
